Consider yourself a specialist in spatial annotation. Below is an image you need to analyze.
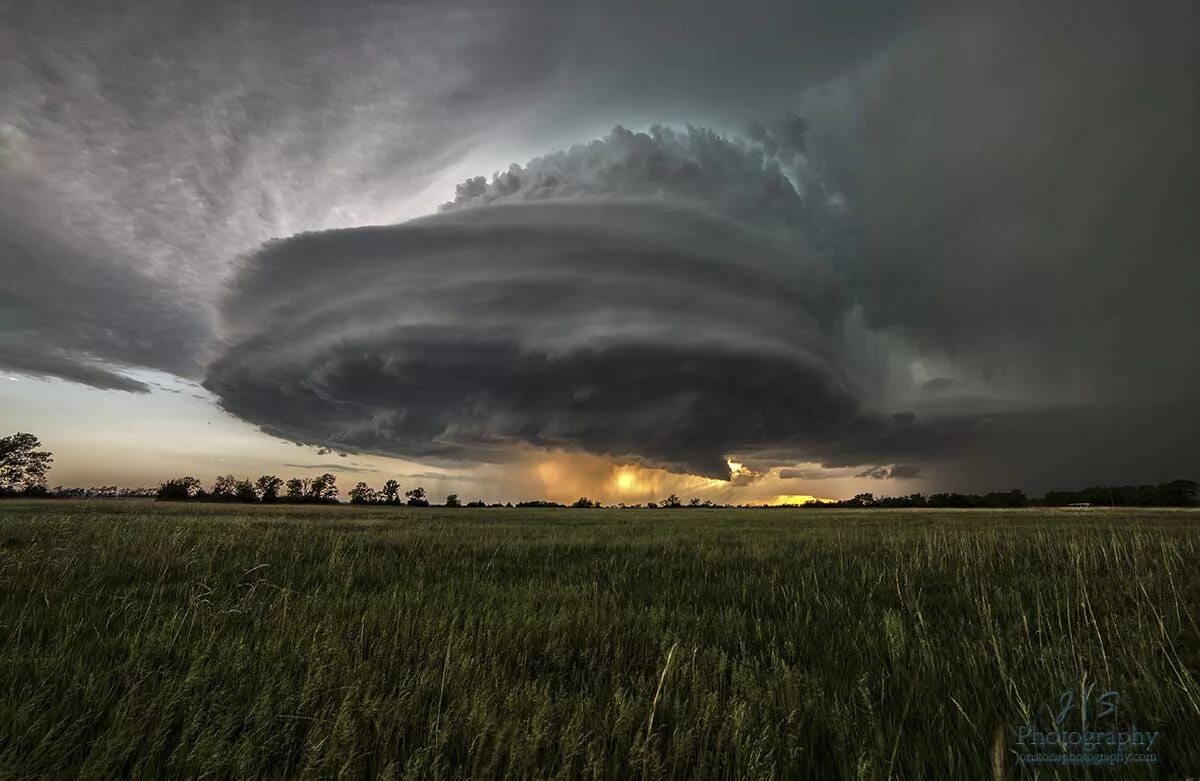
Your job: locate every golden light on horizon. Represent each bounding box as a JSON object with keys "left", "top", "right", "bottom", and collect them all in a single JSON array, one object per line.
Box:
[
  {"left": 528, "top": 454, "right": 722, "bottom": 503},
  {"left": 772, "top": 494, "right": 831, "bottom": 506}
]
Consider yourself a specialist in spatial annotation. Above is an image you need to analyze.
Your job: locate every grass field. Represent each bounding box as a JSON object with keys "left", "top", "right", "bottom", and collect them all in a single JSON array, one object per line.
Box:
[{"left": 1, "top": 500, "right": 1198, "bottom": 778}]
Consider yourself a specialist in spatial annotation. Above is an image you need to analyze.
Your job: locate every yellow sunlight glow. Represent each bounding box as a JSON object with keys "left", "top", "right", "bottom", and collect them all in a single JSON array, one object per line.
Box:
[{"left": 772, "top": 494, "right": 831, "bottom": 506}]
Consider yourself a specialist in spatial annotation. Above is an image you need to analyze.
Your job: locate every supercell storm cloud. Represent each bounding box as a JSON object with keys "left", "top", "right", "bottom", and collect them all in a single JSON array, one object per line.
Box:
[
  {"left": 205, "top": 125, "right": 868, "bottom": 479},
  {"left": 3, "top": 0, "right": 1199, "bottom": 490}
]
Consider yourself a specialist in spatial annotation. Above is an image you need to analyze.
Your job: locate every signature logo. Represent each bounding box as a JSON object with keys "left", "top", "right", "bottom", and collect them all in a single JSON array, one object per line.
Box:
[{"left": 1014, "top": 684, "right": 1161, "bottom": 767}]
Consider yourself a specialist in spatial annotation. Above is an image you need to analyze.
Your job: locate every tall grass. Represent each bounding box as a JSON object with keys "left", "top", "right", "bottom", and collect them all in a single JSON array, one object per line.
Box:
[{"left": 1, "top": 500, "right": 1197, "bottom": 777}]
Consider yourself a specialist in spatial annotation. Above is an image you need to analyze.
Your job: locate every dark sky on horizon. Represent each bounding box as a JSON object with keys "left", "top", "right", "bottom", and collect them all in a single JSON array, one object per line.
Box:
[{"left": 1, "top": 0, "right": 1198, "bottom": 500}]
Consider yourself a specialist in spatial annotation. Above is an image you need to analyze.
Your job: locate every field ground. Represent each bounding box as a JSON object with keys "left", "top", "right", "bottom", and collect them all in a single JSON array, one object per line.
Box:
[{"left": 1, "top": 500, "right": 1198, "bottom": 778}]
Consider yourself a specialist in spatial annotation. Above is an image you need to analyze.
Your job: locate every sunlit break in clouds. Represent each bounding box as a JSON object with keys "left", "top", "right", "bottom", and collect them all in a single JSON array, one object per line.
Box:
[{"left": 2, "top": 0, "right": 1198, "bottom": 497}]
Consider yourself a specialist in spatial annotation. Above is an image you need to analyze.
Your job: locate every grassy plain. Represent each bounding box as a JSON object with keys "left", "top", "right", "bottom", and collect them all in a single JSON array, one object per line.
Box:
[{"left": 0, "top": 500, "right": 1198, "bottom": 778}]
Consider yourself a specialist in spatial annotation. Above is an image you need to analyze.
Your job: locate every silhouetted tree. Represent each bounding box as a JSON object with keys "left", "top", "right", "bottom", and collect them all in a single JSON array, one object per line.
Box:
[
  {"left": 445, "top": 493, "right": 461, "bottom": 507},
  {"left": 571, "top": 496, "right": 596, "bottom": 508},
  {"left": 309, "top": 473, "right": 338, "bottom": 502},
  {"left": 255, "top": 475, "right": 283, "bottom": 503},
  {"left": 0, "top": 432, "right": 53, "bottom": 494},
  {"left": 285, "top": 478, "right": 306, "bottom": 501},
  {"left": 405, "top": 486, "right": 428, "bottom": 507},
  {"left": 662, "top": 494, "right": 681, "bottom": 508},
  {"left": 234, "top": 479, "right": 258, "bottom": 503},
  {"left": 349, "top": 481, "right": 377, "bottom": 505},
  {"left": 156, "top": 476, "right": 202, "bottom": 501},
  {"left": 210, "top": 474, "right": 236, "bottom": 501},
  {"left": 1155, "top": 479, "right": 1198, "bottom": 506},
  {"left": 380, "top": 479, "right": 401, "bottom": 505}
]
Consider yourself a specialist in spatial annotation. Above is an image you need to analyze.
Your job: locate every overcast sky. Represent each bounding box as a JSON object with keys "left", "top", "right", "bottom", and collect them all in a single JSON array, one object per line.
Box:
[{"left": 2, "top": 0, "right": 1198, "bottom": 502}]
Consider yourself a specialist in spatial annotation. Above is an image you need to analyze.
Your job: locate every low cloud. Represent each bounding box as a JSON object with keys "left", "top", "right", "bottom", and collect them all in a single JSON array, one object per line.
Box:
[
  {"left": 281, "top": 463, "right": 381, "bottom": 474},
  {"left": 855, "top": 464, "right": 922, "bottom": 481}
]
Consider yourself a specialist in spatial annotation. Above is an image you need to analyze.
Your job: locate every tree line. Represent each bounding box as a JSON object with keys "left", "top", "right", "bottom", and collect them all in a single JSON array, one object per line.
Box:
[
  {"left": 157, "top": 474, "right": 436, "bottom": 507},
  {"left": 790, "top": 480, "right": 1199, "bottom": 508},
  {"left": 2, "top": 432, "right": 1198, "bottom": 507}
]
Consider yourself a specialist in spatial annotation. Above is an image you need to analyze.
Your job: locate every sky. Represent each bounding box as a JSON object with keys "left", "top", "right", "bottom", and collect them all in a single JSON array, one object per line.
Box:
[{"left": 2, "top": 0, "right": 1198, "bottom": 503}]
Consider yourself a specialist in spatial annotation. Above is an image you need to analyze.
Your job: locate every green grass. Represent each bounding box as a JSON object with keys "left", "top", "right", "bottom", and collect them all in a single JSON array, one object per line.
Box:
[{"left": 1, "top": 500, "right": 1198, "bottom": 778}]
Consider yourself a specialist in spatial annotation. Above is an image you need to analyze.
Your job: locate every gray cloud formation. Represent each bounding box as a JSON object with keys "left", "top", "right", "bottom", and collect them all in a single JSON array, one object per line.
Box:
[
  {"left": 204, "top": 126, "right": 869, "bottom": 478},
  {"left": 1, "top": 0, "right": 907, "bottom": 392},
  {"left": 281, "top": 463, "right": 380, "bottom": 474},
  {"left": 1, "top": 0, "right": 560, "bottom": 386},
  {"left": 855, "top": 464, "right": 922, "bottom": 481},
  {"left": 204, "top": 123, "right": 1027, "bottom": 479}
]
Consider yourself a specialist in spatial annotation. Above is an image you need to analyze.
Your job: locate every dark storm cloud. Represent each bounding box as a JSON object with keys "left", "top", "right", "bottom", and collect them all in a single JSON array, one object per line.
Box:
[
  {"left": 205, "top": 122, "right": 1043, "bottom": 480},
  {"left": 204, "top": 162, "right": 863, "bottom": 478}
]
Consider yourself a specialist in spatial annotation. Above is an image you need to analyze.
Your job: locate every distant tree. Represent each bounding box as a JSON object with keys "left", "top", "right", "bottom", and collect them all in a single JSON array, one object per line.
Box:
[
  {"left": 688, "top": 497, "right": 702, "bottom": 507},
  {"left": 284, "top": 478, "right": 306, "bottom": 501},
  {"left": 156, "top": 476, "right": 202, "bottom": 501},
  {"left": 381, "top": 479, "right": 401, "bottom": 505},
  {"left": 210, "top": 474, "right": 237, "bottom": 501},
  {"left": 309, "top": 473, "right": 338, "bottom": 502},
  {"left": 255, "top": 475, "right": 283, "bottom": 503},
  {"left": 0, "top": 433, "right": 53, "bottom": 494},
  {"left": 405, "top": 486, "right": 428, "bottom": 507},
  {"left": 662, "top": 494, "right": 681, "bottom": 508},
  {"left": 349, "top": 482, "right": 377, "bottom": 505},
  {"left": 234, "top": 479, "right": 258, "bottom": 503},
  {"left": 445, "top": 493, "right": 461, "bottom": 507},
  {"left": 466, "top": 500, "right": 487, "bottom": 507},
  {"left": 571, "top": 496, "right": 596, "bottom": 508},
  {"left": 980, "top": 489, "right": 1026, "bottom": 508},
  {"left": 1156, "top": 479, "right": 1199, "bottom": 506},
  {"left": 645, "top": 501, "right": 658, "bottom": 509}
]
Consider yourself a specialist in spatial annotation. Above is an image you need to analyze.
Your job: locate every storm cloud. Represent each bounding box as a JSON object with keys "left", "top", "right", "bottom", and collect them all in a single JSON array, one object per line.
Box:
[{"left": 204, "top": 126, "right": 873, "bottom": 478}]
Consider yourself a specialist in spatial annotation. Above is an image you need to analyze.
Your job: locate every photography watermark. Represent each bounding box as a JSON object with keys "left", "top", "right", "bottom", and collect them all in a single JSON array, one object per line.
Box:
[{"left": 1014, "top": 685, "right": 1162, "bottom": 767}]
